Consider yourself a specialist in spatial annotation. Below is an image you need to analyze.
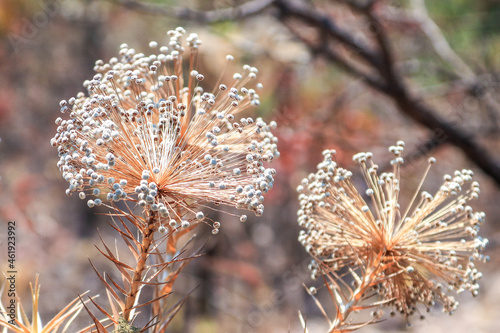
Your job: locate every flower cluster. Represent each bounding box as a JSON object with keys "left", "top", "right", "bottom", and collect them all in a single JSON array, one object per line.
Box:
[
  {"left": 297, "top": 141, "right": 488, "bottom": 317},
  {"left": 51, "top": 27, "right": 279, "bottom": 229}
]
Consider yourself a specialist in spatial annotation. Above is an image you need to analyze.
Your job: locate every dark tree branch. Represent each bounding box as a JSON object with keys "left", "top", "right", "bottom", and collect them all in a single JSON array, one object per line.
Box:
[
  {"left": 282, "top": 21, "right": 387, "bottom": 92},
  {"left": 362, "top": 7, "right": 500, "bottom": 185},
  {"left": 275, "top": 0, "right": 500, "bottom": 186},
  {"left": 274, "top": 0, "right": 383, "bottom": 71},
  {"left": 112, "top": 0, "right": 276, "bottom": 23}
]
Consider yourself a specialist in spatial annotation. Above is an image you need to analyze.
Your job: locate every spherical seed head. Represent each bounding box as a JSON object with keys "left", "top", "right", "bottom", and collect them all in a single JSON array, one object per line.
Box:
[
  {"left": 298, "top": 142, "right": 488, "bottom": 318},
  {"left": 52, "top": 27, "right": 279, "bottom": 224}
]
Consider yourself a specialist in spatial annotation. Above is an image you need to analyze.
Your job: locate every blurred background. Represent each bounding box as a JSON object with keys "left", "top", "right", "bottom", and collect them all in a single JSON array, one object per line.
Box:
[{"left": 1, "top": 0, "right": 500, "bottom": 332}]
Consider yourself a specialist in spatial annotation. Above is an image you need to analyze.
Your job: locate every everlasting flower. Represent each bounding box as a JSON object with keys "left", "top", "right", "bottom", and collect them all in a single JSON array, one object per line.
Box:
[
  {"left": 51, "top": 27, "right": 279, "bottom": 227},
  {"left": 297, "top": 141, "right": 488, "bottom": 317}
]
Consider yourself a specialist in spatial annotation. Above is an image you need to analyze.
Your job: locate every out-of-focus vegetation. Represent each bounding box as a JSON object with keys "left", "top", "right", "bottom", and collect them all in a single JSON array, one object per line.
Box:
[{"left": 1, "top": 0, "right": 500, "bottom": 332}]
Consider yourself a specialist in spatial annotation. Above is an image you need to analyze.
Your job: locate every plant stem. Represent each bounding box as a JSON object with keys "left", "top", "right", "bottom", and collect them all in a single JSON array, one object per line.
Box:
[
  {"left": 123, "top": 210, "right": 157, "bottom": 321},
  {"left": 329, "top": 256, "right": 384, "bottom": 333}
]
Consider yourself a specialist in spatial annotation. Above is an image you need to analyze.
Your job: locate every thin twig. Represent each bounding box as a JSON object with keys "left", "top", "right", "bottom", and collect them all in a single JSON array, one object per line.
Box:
[
  {"left": 410, "top": 0, "right": 475, "bottom": 80},
  {"left": 111, "top": 0, "right": 276, "bottom": 23},
  {"left": 123, "top": 210, "right": 157, "bottom": 321}
]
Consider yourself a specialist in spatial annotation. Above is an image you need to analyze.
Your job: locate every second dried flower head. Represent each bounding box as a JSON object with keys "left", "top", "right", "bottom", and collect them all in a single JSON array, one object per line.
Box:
[{"left": 298, "top": 141, "right": 488, "bottom": 321}]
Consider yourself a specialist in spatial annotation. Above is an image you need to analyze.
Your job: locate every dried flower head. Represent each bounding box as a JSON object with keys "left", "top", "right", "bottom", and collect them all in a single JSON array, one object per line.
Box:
[
  {"left": 297, "top": 141, "right": 488, "bottom": 317},
  {"left": 51, "top": 27, "right": 279, "bottom": 226}
]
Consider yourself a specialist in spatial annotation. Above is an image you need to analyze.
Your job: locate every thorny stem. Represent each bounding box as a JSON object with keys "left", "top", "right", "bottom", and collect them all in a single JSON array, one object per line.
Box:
[{"left": 123, "top": 210, "right": 157, "bottom": 321}]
